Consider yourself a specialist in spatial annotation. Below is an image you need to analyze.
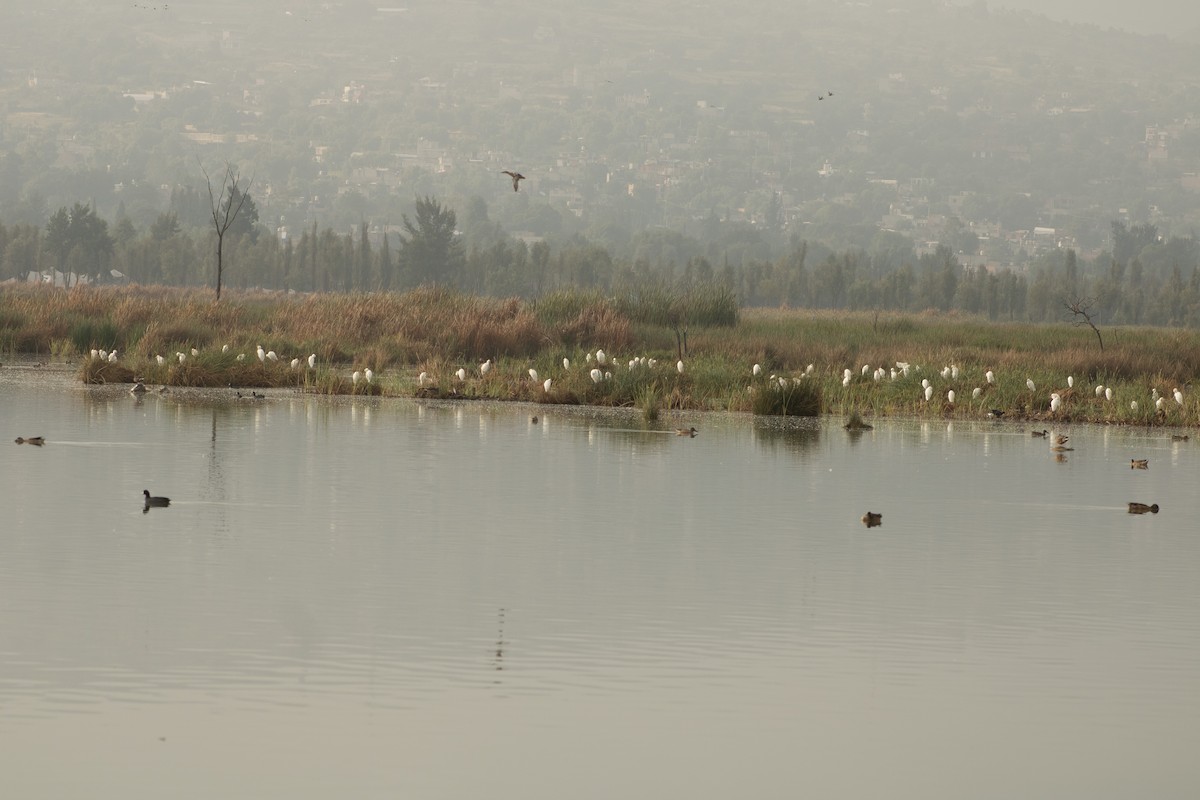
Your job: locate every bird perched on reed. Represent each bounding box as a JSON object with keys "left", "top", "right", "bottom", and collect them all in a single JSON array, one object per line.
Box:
[
  {"left": 1130, "top": 459, "right": 1149, "bottom": 469},
  {"left": 1127, "top": 502, "right": 1159, "bottom": 514},
  {"left": 501, "top": 170, "right": 526, "bottom": 191}
]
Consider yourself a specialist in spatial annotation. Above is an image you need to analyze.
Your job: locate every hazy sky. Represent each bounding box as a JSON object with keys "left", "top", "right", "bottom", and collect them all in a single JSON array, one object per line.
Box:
[{"left": 988, "top": 0, "right": 1200, "bottom": 36}]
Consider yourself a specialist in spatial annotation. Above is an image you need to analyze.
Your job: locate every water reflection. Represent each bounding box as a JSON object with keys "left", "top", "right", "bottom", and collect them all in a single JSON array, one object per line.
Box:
[{"left": 2, "top": 369, "right": 1199, "bottom": 799}]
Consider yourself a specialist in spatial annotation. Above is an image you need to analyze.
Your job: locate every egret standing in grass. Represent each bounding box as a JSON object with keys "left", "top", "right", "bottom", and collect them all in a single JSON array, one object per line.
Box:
[
  {"left": 947, "top": 390, "right": 956, "bottom": 404},
  {"left": 455, "top": 368, "right": 466, "bottom": 382},
  {"left": 543, "top": 378, "right": 552, "bottom": 392},
  {"left": 1026, "top": 378, "right": 1036, "bottom": 392},
  {"left": 563, "top": 357, "right": 570, "bottom": 370},
  {"left": 677, "top": 360, "right": 685, "bottom": 374},
  {"left": 1067, "top": 375, "right": 1074, "bottom": 387},
  {"left": 364, "top": 368, "right": 374, "bottom": 384},
  {"left": 481, "top": 359, "right": 492, "bottom": 375},
  {"left": 1105, "top": 387, "right": 1113, "bottom": 402},
  {"left": 753, "top": 364, "right": 762, "bottom": 376},
  {"left": 1174, "top": 387, "right": 1184, "bottom": 406},
  {"left": 972, "top": 387, "right": 982, "bottom": 399},
  {"left": 352, "top": 370, "right": 362, "bottom": 386},
  {"left": 985, "top": 370, "right": 995, "bottom": 384},
  {"left": 1050, "top": 393, "right": 1062, "bottom": 413},
  {"left": 924, "top": 385, "right": 934, "bottom": 402},
  {"left": 590, "top": 368, "right": 603, "bottom": 384},
  {"left": 308, "top": 353, "right": 317, "bottom": 369},
  {"left": 529, "top": 368, "right": 538, "bottom": 382},
  {"left": 257, "top": 345, "right": 265, "bottom": 362},
  {"left": 290, "top": 358, "right": 300, "bottom": 369},
  {"left": 419, "top": 371, "right": 431, "bottom": 386}
]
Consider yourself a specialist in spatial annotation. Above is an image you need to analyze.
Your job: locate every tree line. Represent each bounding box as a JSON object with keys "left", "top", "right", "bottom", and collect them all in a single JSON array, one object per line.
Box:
[{"left": 3, "top": 196, "right": 1200, "bottom": 328}]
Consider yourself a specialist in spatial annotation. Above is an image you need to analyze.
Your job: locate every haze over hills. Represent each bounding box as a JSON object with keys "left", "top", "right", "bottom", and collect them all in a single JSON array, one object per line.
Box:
[{"left": 2, "top": 0, "right": 1200, "bottom": 303}]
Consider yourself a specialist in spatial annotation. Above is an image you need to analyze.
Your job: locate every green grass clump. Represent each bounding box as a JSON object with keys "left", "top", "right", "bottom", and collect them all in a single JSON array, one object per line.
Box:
[{"left": 751, "top": 377, "right": 822, "bottom": 417}]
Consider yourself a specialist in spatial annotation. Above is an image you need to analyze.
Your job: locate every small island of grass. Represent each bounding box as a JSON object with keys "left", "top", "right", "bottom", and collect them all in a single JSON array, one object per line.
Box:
[{"left": 2, "top": 283, "right": 1197, "bottom": 428}]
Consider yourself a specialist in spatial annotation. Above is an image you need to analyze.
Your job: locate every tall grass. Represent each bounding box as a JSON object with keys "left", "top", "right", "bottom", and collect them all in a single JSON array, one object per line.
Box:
[{"left": 4, "top": 285, "right": 1199, "bottom": 426}]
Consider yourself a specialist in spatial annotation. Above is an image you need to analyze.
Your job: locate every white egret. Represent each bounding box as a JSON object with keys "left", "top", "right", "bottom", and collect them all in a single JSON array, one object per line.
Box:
[
  {"left": 1050, "top": 393, "right": 1061, "bottom": 413},
  {"left": 1026, "top": 378, "right": 1035, "bottom": 392},
  {"left": 98, "top": 349, "right": 108, "bottom": 360},
  {"left": 1105, "top": 387, "right": 1113, "bottom": 402},
  {"left": 1096, "top": 385, "right": 1105, "bottom": 398},
  {"left": 1131, "top": 400, "right": 1138, "bottom": 411},
  {"left": 586, "top": 353, "right": 594, "bottom": 364},
  {"left": 1156, "top": 397, "right": 1165, "bottom": 410},
  {"left": 677, "top": 360, "right": 684, "bottom": 374},
  {"left": 308, "top": 353, "right": 316, "bottom": 369},
  {"left": 862, "top": 364, "right": 870, "bottom": 376},
  {"left": 364, "top": 368, "right": 374, "bottom": 384},
  {"left": 543, "top": 378, "right": 552, "bottom": 392},
  {"left": 419, "top": 371, "right": 431, "bottom": 386},
  {"left": 947, "top": 390, "right": 956, "bottom": 404},
  {"left": 985, "top": 370, "right": 995, "bottom": 384},
  {"left": 222, "top": 344, "right": 230, "bottom": 353},
  {"left": 951, "top": 364, "right": 959, "bottom": 380},
  {"left": 481, "top": 359, "right": 492, "bottom": 375},
  {"left": 921, "top": 378, "right": 930, "bottom": 389},
  {"left": 236, "top": 353, "right": 246, "bottom": 362},
  {"left": 1067, "top": 375, "right": 1074, "bottom": 387},
  {"left": 177, "top": 352, "right": 186, "bottom": 364},
  {"left": 604, "top": 371, "right": 612, "bottom": 381},
  {"left": 90, "top": 349, "right": 99, "bottom": 359},
  {"left": 563, "top": 357, "right": 570, "bottom": 370},
  {"left": 844, "top": 368, "right": 853, "bottom": 381},
  {"left": 191, "top": 348, "right": 199, "bottom": 357},
  {"left": 843, "top": 374, "right": 851, "bottom": 388},
  {"left": 266, "top": 350, "right": 278, "bottom": 362},
  {"left": 806, "top": 364, "right": 815, "bottom": 375},
  {"left": 529, "top": 368, "right": 539, "bottom": 382},
  {"left": 290, "top": 358, "right": 300, "bottom": 369},
  {"left": 455, "top": 368, "right": 466, "bottom": 382},
  {"left": 256, "top": 345, "right": 265, "bottom": 362},
  {"left": 924, "top": 385, "right": 934, "bottom": 402},
  {"left": 941, "top": 366, "right": 951, "bottom": 379},
  {"left": 352, "top": 370, "right": 362, "bottom": 386},
  {"left": 753, "top": 364, "right": 762, "bottom": 376},
  {"left": 596, "top": 349, "right": 607, "bottom": 366},
  {"left": 1174, "top": 387, "right": 1184, "bottom": 406},
  {"left": 972, "top": 387, "right": 982, "bottom": 399},
  {"left": 156, "top": 354, "right": 165, "bottom": 366},
  {"left": 590, "top": 368, "right": 603, "bottom": 383},
  {"left": 108, "top": 350, "right": 118, "bottom": 362}
]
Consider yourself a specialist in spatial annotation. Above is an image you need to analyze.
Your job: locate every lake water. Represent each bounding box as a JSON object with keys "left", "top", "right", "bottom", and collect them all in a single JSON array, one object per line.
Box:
[{"left": 2, "top": 362, "right": 1198, "bottom": 799}]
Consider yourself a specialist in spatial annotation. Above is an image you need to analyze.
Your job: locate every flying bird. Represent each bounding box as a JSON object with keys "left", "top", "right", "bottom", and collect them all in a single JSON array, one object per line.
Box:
[{"left": 501, "top": 170, "right": 526, "bottom": 192}]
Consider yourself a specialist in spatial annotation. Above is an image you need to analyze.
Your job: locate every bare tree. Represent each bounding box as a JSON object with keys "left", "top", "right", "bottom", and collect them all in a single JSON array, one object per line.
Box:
[
  {"left": 200, "top": 161, "right": 252, "bottom": 300},
  {"left": 1064, "top": 297, "right": 1104, "bottom": 351}
]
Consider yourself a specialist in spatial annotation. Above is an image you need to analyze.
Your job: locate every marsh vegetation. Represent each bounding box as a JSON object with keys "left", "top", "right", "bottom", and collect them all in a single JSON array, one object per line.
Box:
[{"left": 3, "top": 284, "right": 1198, "bottom": 425}]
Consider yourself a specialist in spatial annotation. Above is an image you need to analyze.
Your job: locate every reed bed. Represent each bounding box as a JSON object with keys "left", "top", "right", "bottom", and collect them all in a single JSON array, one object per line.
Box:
[{"left": 4, "top": 285, "right": 1198, "bottom": 426}]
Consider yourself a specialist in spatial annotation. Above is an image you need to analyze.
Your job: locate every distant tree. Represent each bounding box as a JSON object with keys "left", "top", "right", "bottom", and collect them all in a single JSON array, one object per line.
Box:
[
  {"left": 42, "top": 203, "right": 113, "bottom": 287},
  {"left": 398, "top": 197, "right": 464, "bottom": 288},
  {"left": 200, "top": 161, "right": 253, "bottom": 301}
]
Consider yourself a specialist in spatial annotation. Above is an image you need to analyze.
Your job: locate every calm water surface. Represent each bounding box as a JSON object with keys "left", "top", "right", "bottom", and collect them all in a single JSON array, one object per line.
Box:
[{"left": 2, "top": 364, "right": 1198, "bottom": 799}]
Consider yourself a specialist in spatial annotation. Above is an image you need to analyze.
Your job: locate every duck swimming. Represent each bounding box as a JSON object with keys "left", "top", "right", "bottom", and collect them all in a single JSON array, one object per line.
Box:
[
  {"left": 861, "top": 511, "right": 882, "bottom": 528},
  {"left": 1130, "top": 459, "right": 1149, "bottom": 469},
  {"left": 675, "top": 427, "right": 698, "bottom": 437},
  {"left": 15, "top": 436, "right": 45, "bottom": 446},
  {"left": 1127, "top": 502, "right": 1159, "bottom": 514},
  {"left": 143, "top": 489, "right": 171, "bottom": 508}
]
